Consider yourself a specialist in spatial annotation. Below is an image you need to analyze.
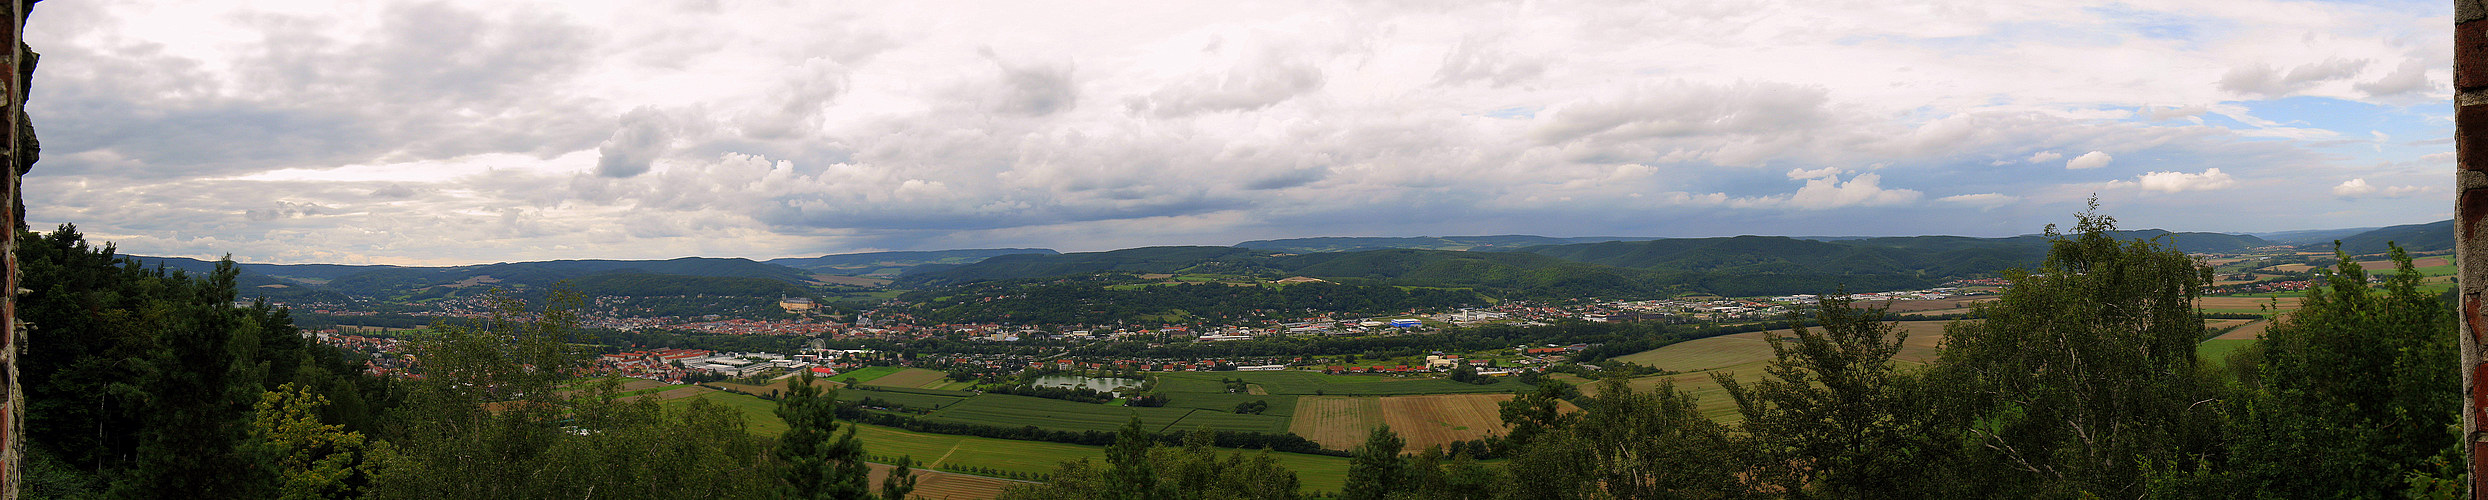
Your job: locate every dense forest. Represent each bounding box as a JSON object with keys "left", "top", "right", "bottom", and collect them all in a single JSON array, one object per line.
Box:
[{"left": 17, "top": 225, "right": 899, "bottom": 500}]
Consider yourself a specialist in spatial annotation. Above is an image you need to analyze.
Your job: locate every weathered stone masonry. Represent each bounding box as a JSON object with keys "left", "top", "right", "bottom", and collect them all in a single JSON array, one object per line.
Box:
[
  {"left": 2458, "top": 0, "right": 2488, "bottom": 496},
  {"left": 1, "top": 1, "right": 32, "bottom": 498}
]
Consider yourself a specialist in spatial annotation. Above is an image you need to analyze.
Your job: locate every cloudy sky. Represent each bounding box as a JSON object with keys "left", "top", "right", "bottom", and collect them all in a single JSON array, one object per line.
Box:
[{"left": 24, "top": 0, "right": 2454, "bottom": 265}]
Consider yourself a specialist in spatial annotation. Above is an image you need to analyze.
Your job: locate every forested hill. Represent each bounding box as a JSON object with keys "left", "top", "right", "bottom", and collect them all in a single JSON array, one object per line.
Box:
[
  {"left": 901, "top": 245, "right": 1957, "bottom": 299},
  {"left": 765, "top": 248, "right": 1058, "bottom": 276},
  {"left": 2324, "top": 219, "right": 2452, "bottom": 255},
  {"left": 128, "top": 255, "right": 833, "bottom": 303},
  {"left": 897, "top": 229, "right": 2275, "bottom": 296},
  {"left": 1241, "top": 230, "right": 2264, "bottom": 255},
  {"left": 1234, "top": 235, "right": 1663, "bottom": 253},
  {"left": 896, "top": 246, "right": 1276, "bottom": 286},
  {"left": 1491, "top": 230, "right": 2268, "bottom": 271}
]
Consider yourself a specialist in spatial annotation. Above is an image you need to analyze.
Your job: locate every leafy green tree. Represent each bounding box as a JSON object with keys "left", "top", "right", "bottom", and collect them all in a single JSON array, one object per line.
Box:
[
  {"left": 777, "top": 372, "right": 872, "bottom": 500},
  {"left": 371, "top": 289, "right": 591, "bottom": 499},
  {"left": 249, "top": 383, "right": 389, "bottom": 500},
  {"left": 880, "top": 456, "right": 919, "bottom": 500},
  {"left": 17, "top": 225, "right": 385, "bottom": 498},
  {"left": 1924, "top": 204, "right": 2221, "bottom": 497},
  {"left": 2201, "top": 244, "right": 2459, "bottom": 496},
  {"left": 1495, "top": 380, "right": 1578, "bottom": 448},
  {"left": 1404, "top": 445, "right": 1501, "bottom": 500},
  {"left": 999, "top": 421, "right": 1300, "bottom": 500},
  {"left": 1496, "top": 379, "right": 1741, "bottom": 499},
  {"left": 1342, "top": 424, "right": 1407, "bottom": 500},
  {"left": 1719, "top": 292, "right": 1936, "bottom": 497},
  {"left": 1578, "top": 379, "right": 1747, "bottom": 499},
  {"left": 1103, "top": 417, "right": 1163, "bottom": 500}
]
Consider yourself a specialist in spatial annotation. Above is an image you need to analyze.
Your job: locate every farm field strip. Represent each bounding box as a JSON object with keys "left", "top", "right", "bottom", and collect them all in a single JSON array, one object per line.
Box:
[
  {"left": 628, "top": 386, "right": 714, "bottom": 402},
  {"left": 1618, "top": 321, "right": 1952, "bottom": 373},
  {"left": 835, "top": 366, "right": 906, "bottom": 384},
  {"left": 866, "top": 462, "right": 1022, "bottom": 500},
  {"left": 1156, "top": 371, "right": 1526, "bottom": 396},
  {"left": 1378, "top": 394, "right": 1519, "bottom": 452},
  {"left": 1601, "top": 314, "right": 2287, "bottom": 426},
  {"left": 1161, "top": 408, "right": 1292, "bottom": 434},
  {"left": 866, "top": 368, "right": 952, "bottom": 389},
  {"left": 1611, "top": 333, "right": 1774, "bottom": 372},
  {"left": 1290, "top": 397, "right": 1381, "bottom": 451},
  {"left": 1163, "top": 393, "right": 1300, "bottom": 417},
  {"left": 918, "top": 393, "right": 1292, "bottom": 434},
  {"left": 845, "top": 389, "right": 970, "bottom": 410},
  {"left": 668, "top": 390, "right": 1352, "bottom": 493}
]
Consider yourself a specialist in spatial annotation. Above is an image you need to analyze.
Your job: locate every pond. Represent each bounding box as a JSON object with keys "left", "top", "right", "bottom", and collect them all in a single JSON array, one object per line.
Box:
[{"left": 1032, "top": 375, "right": 1143, "bottom": 393}]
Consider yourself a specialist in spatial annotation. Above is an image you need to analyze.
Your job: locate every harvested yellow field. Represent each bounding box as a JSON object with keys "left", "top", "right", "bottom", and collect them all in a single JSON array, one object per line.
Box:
[
  {"left": 1610, "top": 332, "right": 1776, "bottom": 372},
  {"left": 1592, "top": 320, "right": 1956, "bottom": 424},
  {"left": 1293, "top": 394, "right": 1557, "bottom": 453},
  {"left": 2214, "top": 317, "right": 2280, "bottom": 340},
  {"left": 1378, "top": 394, "right": 1520, "bottom": 453},
  {"left": 1291, "top": 396, "right": 1381, "bottom": 451}
]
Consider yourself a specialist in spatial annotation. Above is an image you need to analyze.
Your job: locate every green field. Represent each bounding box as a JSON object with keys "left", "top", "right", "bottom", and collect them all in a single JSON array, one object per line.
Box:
[
  {"left": 1161, "top": 393, "right": 1302, "bottom": 417},
  {"left": 831, "top": 366, "right": 905, "bottom": 385},
  {"left": 663, "top": 390, "right": 1351, "bottom": 492},
  {"left": 2197, "top": 338, "right": 2258, "bottom": 369},
  {"left": 919, "top": 393, "right": 1292, "bottom": 434},
  {"left": 1610, "top": 333, "right": 1774, "bottom": 372},
  {"left": 841, "top": 389, "right": 969, "bottom": 411},
  {"left": 1154, "top": 371, "right": 1527, "bottom": 396}
]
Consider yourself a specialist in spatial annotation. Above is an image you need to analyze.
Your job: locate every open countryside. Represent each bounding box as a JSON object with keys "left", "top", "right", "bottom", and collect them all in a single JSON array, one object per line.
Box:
[{"left": 12, "top": 0, "right": 2469, "bottom": 496}]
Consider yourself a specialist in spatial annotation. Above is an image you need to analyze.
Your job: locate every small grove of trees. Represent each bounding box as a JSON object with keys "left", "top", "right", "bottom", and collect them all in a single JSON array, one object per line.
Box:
[{"left": 996, "top": 419, "right": 1304, "bottom": 500}]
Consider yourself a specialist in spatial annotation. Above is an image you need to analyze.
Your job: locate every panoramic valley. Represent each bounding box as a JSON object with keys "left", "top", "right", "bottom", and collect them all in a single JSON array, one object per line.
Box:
[
  {"left": 24, "top": 217, "right": 2449, "bottom": 498},
  {"left": 13, "top": 0, "right": 2467, "bottom": 498}
]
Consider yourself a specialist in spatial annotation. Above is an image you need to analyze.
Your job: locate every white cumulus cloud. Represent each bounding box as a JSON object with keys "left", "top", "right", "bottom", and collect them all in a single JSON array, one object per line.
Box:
[
  {"left": 1783, "top": 171, "right": 1921, "bottom": 210},
  {"left": 2112, "top": 168, "right": 2237, "bottom": 193},
  {"left": 1936, "top": 193, "right": 2016, "bottom": 209},
  {"left": 2332, "top": 178, "right": 2426, "bottom": 198},
  {"left": 2065, "top": 151, "right": 2114, "bottom": 170}
]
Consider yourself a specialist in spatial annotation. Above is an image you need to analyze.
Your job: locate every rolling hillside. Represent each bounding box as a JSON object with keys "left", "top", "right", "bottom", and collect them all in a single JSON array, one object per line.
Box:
[
  {"left": 129, "top": 255, "right": 831, "bottom": 303},
  {"left": 766, "top": 248, "right": 1058, "bottom": 276},
  {"left": 1234, "top": 235, "right": 1663, "bottom": 253},
  {"left": 2323, "top": 219, "right": 2451, "bottom": 255}
]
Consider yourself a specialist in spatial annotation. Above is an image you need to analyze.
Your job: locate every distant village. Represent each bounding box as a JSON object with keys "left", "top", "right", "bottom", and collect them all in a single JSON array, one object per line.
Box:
[{"left": 307, "top": 282, "right": 2000, "bottom": 384}]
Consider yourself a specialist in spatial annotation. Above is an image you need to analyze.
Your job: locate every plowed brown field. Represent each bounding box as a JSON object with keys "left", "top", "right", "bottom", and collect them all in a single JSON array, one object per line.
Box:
[
  {"left": 868, "top": 462, "right": 1027, "bottom": 500},
  {"left": 1293, "top": 394, "right": 1564, "bottom": 453}
]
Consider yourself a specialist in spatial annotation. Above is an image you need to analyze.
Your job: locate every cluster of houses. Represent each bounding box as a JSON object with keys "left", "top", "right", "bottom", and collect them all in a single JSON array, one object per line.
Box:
[
  {"left": 1022, "top": 357, "right": 1296, "bottom": 372},
  {"left": 670, "top": 318, "right": 838, "bottom": 336},
  {"left": 594, "top": 348, "right": 813, "bottom": 382},
  {"left": 311, "top": 332, "right": 411, "bottom": 377},
  {"left": 2212, "top": 279, "right": 2314, "bottom": 295}
]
